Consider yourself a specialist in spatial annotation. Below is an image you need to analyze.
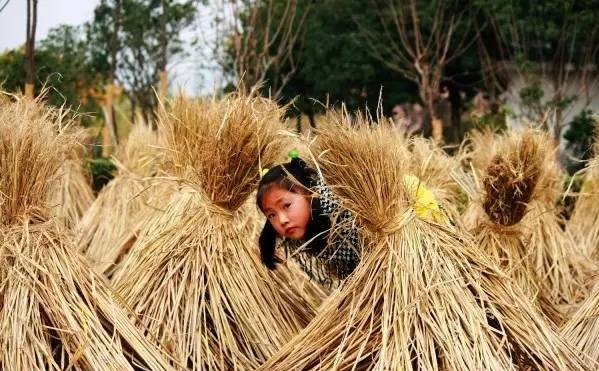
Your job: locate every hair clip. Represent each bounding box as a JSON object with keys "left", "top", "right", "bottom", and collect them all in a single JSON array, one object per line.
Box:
[
  {"left": 261, "top": 168, "right": 270, "bottom": 177},
  {"left": 288, "top": 149, "right": 299, "bottom": 160}
]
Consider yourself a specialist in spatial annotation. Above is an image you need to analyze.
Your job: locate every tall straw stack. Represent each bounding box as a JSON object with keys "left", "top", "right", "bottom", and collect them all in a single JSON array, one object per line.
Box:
[
  {"left": 0, "top": 96, "right": 177, "bottom": 370},
  {"left": 111, "top": 94, "right": 321, "bottom": 370},
  {"left": 468, "top": 130, "right": 590, "bottom": 322},
  {"left": 258, "top": 118, "right": 589, "bottom": 371},
  {"left": 568, "top": 118, "right": 599, "bottom": 258},
  {"left": 76, "top": 122, "right": 167, "bottom": 273}
]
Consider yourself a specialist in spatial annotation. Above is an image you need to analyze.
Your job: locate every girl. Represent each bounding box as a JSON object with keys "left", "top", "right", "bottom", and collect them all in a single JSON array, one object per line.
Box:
[{"left": 256, "top": 154, "right": 362, "bottom": 287}]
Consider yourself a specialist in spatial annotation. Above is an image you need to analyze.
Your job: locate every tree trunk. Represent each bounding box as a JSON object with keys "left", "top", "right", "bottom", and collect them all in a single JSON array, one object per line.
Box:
[
  {"left": 425, "top": 92, "right": 443, "bottom": 143},
  {"left": 158, "top": 0, "right": 169, "bottom": 99},
  {"left": 109, "top": 0, "right": 121, "bottom": 141},
  {"left": 24, "top": 0, "right": 37, "bottom": 99}
]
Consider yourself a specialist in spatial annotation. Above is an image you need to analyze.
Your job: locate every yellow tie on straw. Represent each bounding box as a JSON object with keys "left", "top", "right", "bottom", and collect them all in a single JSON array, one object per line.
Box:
[{"left": 402, "top": 174, "right": 446, "bottom": 223}]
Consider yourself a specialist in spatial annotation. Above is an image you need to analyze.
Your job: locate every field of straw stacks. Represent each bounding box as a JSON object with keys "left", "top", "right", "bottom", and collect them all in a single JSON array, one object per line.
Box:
[{"left": 2, "top": 91, "right": 599, "bottom": 371}]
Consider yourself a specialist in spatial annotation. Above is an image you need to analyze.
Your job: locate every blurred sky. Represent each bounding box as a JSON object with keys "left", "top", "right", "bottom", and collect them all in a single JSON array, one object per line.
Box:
[{"left": 0, "top": 0, "right": 215, "bottom": 95}]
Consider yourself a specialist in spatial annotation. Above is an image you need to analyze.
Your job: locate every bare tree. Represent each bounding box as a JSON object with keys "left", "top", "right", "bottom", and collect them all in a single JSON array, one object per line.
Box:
[
  {"left": 362, "top": 0, "right": 473, "bottom": 142},
  {"left": 217, "top": 0, "right": 311, "bottom": 98},
  {"left": 24, "top": 0, "right": 38, "bottom": 99}
]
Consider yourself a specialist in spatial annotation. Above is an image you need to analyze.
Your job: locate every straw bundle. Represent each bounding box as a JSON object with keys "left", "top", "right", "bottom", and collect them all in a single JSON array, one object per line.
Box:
[
  {"left": 47, "top": 127, "right": 95, "bottom": 230},
  {"left": 0, "top": 97, "right": 176, "bottom": 370},
  {"left": 259, "top": 119, "right": 589, "bottom": 371},
  {"left": 114, "top": 122, "right": 164, "bottom": 176},
  {"left": 406, "top": 136, "right": 464, "bottom": 221},
  {"left": 48, "top": 159, "right": 95, "bottom": 229},
  {"left": 111, "top": 94, "right": 321, "bottom": 370},
  {"left": 468, "top": 131, "right": 589, "bottom": 322},
  {"left": 568, "top": 119, "right": 599, "bottom": 258},
  {"left": 76, "top": 122, "right": 167, "bottom": 273},
  {"left": 464, "top": 129, "right": 504, "bottom": 173}
]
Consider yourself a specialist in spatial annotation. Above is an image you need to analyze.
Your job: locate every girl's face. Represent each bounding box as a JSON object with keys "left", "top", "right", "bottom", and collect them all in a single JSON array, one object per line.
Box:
[{"left": 261, "top": 185, "right": 312, "bottom": 240}]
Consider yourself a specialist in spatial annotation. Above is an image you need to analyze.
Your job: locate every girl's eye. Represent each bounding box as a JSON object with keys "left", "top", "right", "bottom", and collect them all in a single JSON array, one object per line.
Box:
[
  {"left": 267, "top": 214, "right": 275, "bottom": 220},
  {"left": 283, "top": 203, "right": 291, "bottom": 209}
]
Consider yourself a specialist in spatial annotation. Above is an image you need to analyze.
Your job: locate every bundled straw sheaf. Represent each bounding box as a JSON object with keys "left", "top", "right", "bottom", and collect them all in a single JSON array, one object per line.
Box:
[
  {"left": 482, "top": 132, "right": 542, "bottom": 226},
  {"left": 114, "top": 122, "right": 164, "bottom": 177},
  {"left": 259, "top": 118, "right": 589, "bottom": 371},
  {"left": 407, "top": 136, "right": 464, "bottom": 220},
  {"left": 468, "top": 130, "right": 590, "bottom": 323},
  {"left": 112, "top": 94, "right": 319, "bottom": 370},
  {"left": 161, "top": 95, "right": 284, "bottom": 210},
  {"left": 0, "top": 96, "right": 176, "bottom": 370},
  {"left": 568, "top": 117, "right": 599, "bottom": 258},
  {"left": 0, "top": 95, "right": 76, "bottom": 224},
  {"left": 48, "top": 159, "right": 95, "bottom": 229},
  {"left": 77, "top": 122, "right": 168, "bottom": 273},
  {"left": 48, "top": 127, "right": 95, "bottom": 230},
  {"left": 1, "top": 222, "right": 177, "bottom": 370}
]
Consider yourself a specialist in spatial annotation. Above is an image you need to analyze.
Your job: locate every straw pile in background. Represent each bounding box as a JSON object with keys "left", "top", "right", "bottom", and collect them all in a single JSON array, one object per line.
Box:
[
  {"left": 568, "top": 118, "right": 599, "bottom": 258},
  {"left": 76, "top": 122, "right": 168, "bottom": 274},
  {"left": 405, "top": 136, "right": 465, "bottom": 221},
  {"left": 111, "top": 94, "right": 321, "bottom": 370},
  {"left": 467, "top": 130, "right": 590, "bottom": 323},
  {"left": 259, "top": 117, "right": 589, "bottom": 371},
  {"left": 48, "top": 127, "right": 95, "bottom": 230},
  {"left": 0, "top": 96, "right": 177, "bottom": 370}
]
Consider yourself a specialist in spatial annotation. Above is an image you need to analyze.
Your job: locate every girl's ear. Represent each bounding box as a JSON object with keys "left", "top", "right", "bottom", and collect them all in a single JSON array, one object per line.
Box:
[{"left": 259, "top": 221, "right": 281, "bottom": 269}]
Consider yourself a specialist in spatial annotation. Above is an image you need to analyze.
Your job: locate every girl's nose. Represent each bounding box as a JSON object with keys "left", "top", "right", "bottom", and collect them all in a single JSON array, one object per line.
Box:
[{"left": 279, "top": 212, "right": 289, "bottom": 225}]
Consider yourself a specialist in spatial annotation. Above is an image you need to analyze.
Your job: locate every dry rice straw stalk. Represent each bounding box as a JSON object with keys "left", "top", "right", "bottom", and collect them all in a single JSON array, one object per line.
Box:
[
  {"left": 562, "top": 279, "right": 599, "bottom": 365},
  {"left": 259, "top": 119, "right": 589, "bottom": 371},
  {"left": 111, "top": 94, "right": 321, "bottom": 370},
  {"left": 0, "top": 96, "right": 176, "bottom": 370},
  {"left": 468, "top": 131, "right": 590, "bottom": 322}
]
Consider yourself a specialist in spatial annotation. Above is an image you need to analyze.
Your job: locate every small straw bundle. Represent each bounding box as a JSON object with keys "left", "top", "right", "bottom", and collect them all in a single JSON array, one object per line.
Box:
[
  {"left": 568, "top": 119, "right": 599, "bottom": 258},
  {"left": 0, "top": 96, "right": 176, "bottom": 370},
  {"left": 259, "top": 118, "right": 589, "bottom": 371},
  {"left": 111, "top": 94, "right": 321, "bottom": 370},
  {"left": 456, "top": 129, "right": 505, "bottom": 229},
  {"left": 48, "top": 127, "right": 95, "bottom": 230},
  {"left": 76, "top": 122, "right": 167, "bottom": 273},
  {"left": 406, "top": 136, "right": 464, "bottom": 221},
  {"left": 468, "top": 130, "right": 589, "bottom": 322}
]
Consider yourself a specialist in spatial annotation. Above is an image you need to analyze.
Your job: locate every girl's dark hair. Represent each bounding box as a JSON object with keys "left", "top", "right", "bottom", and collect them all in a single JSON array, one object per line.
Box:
[{"left": 257, "top": 157, "right": 331, "bottom": 269}]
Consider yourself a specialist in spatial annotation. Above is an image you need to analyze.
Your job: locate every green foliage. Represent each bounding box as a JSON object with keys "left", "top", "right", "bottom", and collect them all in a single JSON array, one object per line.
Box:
[
  {"left": 0, "top": 25, "right": 102, "bottom": 118},
  {"left": 111, "top": 0, "right": 200, "bottom": 119},
  {"left": 86, "top": 157, "right": 117, "bottom": 192},
  {"left": 517, "top": 77, "right": 577, "bottom": 124},
  {"left": 466, "top": 110, "right": 508, "bottom": 134},
  {"left": 564, "top": 109, "right": 597, "bottom": 173},
  {"left": 245, "top": 0, "right": 421, "bottom": 115}
]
